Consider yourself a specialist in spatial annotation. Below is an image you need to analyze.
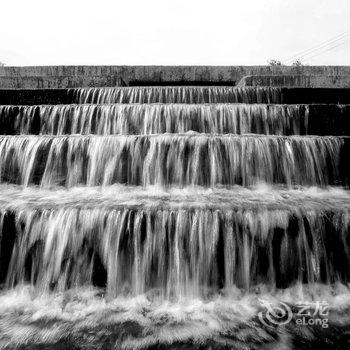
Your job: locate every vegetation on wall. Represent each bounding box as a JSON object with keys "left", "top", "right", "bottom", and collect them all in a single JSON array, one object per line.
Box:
[{"left": 268, "top": 59, "right": 305, "bottom": 66}]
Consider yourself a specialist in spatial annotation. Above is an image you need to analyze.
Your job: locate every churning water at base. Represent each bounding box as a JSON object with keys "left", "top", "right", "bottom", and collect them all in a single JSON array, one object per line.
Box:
[{"left": 1, "top": 283, "right": 350, "bottom": 350}]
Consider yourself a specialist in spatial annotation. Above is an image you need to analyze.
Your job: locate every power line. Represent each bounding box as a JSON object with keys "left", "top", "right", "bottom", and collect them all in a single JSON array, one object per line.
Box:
[
  {"left": 294, "top": 33, "right": 350, "bottom": 61},
  {"left": 285, "top": 30, "right": 350, "bottom": 61},
  {"left": 284, "top": 30, "right": 350, "bottom": 62},
  {"left": 306, "top": 38, "right": 350, "bottom": 61}
]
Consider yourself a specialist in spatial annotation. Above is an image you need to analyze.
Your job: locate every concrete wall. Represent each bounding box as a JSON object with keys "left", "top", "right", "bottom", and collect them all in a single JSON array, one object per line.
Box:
[
  {"left": 1, "top": 66, "right": 350, "bottom": 88},
  {"left": 238, "top": 75, "right": 350, "bottom": 88},
  {"left": 0, "top": 76, "right": 125, "bottom": 89}
]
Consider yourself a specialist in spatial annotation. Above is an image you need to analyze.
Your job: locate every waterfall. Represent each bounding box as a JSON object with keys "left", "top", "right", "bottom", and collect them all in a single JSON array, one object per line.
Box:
[
  {"left": 1, "top": 185, "right": 350, "bottom": 297},
  {"left": 0, "top": 84, "right": 349, "bottom": 348},
  {"left": 3, "top": 206, "right": 350, "bottom": 297},
  {"left": 0, "top": 134, "right": 343, "bottom": 187},
  {"left": 71, "top": 86, "right": 283, "bottom": 104},
  {"left": 0, "top": 104, "right": 308, "bottom": 135}
]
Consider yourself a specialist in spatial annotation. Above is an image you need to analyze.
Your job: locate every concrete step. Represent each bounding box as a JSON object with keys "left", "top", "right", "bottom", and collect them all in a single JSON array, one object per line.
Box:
[
  {"left": 0, "top": 103, "right": 348, "bottom": 136},
  {"left": 237, "top": 75, "right": 350, "bottom": 88},
  {"left": 0, "top": 76, "right": 126, "bottom": 89},
  {"left": 0, "top": 134, "right": 347, "bottom": 187},
  {"left": 1, "top": 87, "right": 350, "bottom": 105},
  {"left": 1, "top": 185, "right": 350, "bottom": 292},
  {"left": 0, "top": 184, "right": 348, "bottom": 211},
  {"left": 0, "top": 185, "right": 349, "bottom": 288},
  {"left": 2, "top": 65, "right": 350, "bottom": 84}
]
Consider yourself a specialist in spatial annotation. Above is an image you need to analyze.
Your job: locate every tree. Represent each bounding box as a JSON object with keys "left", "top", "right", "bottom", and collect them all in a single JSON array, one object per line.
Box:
[
  {"left": 292, "top": 59, "right": 303, "bottom": 67},
  {"left": 268, "top": 59, "right": 283, "bottom": 66}
]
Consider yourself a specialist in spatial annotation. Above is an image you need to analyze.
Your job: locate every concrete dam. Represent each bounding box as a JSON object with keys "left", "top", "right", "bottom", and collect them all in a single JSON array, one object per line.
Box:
[{"left": 0, "top": 66, "right": 349, "bottom": 349}]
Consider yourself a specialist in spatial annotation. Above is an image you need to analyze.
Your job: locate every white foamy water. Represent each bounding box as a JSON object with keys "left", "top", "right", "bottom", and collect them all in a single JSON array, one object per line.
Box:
[
  {"left": 0, "top": 283, "right": 349, "bottom": 349},
  {"left": 0, "top": 183, "right": 349, "bottom": 211}
]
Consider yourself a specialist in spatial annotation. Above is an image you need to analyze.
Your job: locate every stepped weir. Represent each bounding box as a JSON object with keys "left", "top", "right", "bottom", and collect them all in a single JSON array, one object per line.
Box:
[{"left": 0, "top": 72, "right": 350, "bottom": 349}]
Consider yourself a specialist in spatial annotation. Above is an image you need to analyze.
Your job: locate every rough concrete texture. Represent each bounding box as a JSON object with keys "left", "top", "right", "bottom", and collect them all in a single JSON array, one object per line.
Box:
[
  {"left": 237, "top": 75, "right": 350, "bottom": 88},
  {"left": 281, "top": 88, "right": 350, "bottom": 104},
  {"left": 0, "top": 76, "right": 125, "bottom": 89},
  {"left": 1, "top": 66, "right": 350, "bottom": 88},
  {"left": 0, "top": 89, "right": 74, "bottom": 105}
]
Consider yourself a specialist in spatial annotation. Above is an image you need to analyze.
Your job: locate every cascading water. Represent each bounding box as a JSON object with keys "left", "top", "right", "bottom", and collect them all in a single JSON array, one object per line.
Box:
[
  {"left": 2, "top": 185, "right": 350, "bottom": 297},
  {"left": 0, "top": 134, "right": 344, "bottom": 187},
  {"left": 0, "top": 104, "right": 308, "bottom": 135},
  {"left": 71, "top": 86, "right": 283, "bottom": 104},
  {"left": 0, "top": 85, "right": 349, "bottom": 349}
]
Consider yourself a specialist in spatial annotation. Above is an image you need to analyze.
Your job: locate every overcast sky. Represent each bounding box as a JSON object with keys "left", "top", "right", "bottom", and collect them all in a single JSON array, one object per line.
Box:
[{"left": 1, "top": 0, "right": 349, "bottom": 66}]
